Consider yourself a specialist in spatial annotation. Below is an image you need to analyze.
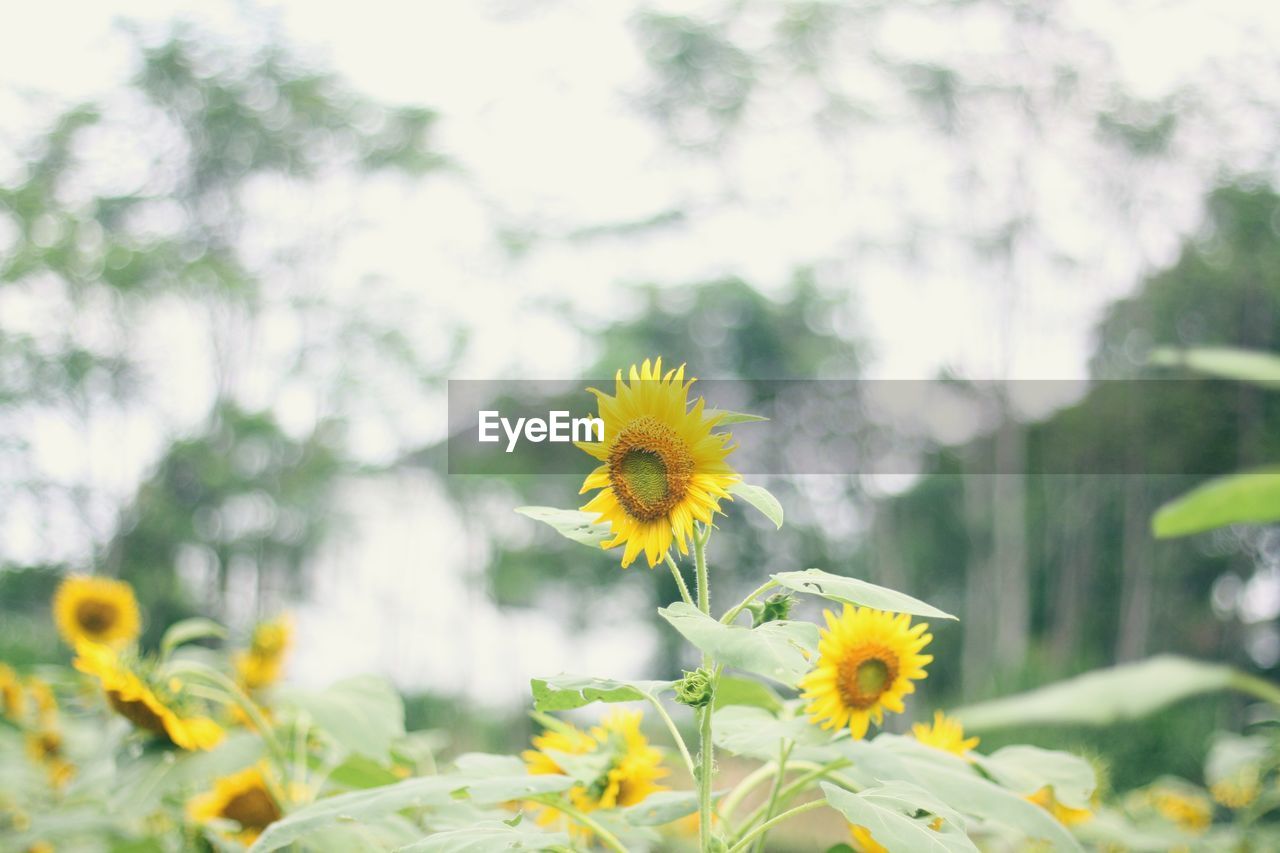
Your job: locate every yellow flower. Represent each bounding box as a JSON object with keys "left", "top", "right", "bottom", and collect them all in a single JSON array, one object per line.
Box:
[
  {"left": 799, "top": 606, "right": 933, "bottom": 737},
  {"left": 912, "top": 710, "right": 979, "bottom": 757},
  {"left": 523, "top": 710, "right": 668, "bottom": 831},
  {"left": 187, "top": 764, "right": 282, "bottom": 844},
  {"left": 25, "top": 729, "right": 74, "bottom": 789},
  {"left": 53, "top": 576, "right": 141, "bottom": 650},
  {"left": 73, "top": 642, "right": 223, "bottom": 751},
  {"left": 234, "top": 615, "right": 293, "bottom": 690},
  {"left": 1149, "top": 787, "right": 1212, "bottom": 834},
  {"left": 578, "top": 358, "right": 738, "bottom": 568},
  {"left": 1028, "top": 786, "right": 1093, "bottom": 826},
  {"left": 850, "top": 824, "right": 888, "bottom": 853},
  {"left": 0, "top": 663, "right": 25, "bottom": 720},
  {"left": 1211, "top": 772, "right": 1259, "bottom": 809}
]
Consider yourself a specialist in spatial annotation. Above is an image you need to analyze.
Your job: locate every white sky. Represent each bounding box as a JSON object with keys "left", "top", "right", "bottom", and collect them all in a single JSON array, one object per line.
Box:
[{"left": 4, "top": 0, "right": 1280, "bottom": 705}]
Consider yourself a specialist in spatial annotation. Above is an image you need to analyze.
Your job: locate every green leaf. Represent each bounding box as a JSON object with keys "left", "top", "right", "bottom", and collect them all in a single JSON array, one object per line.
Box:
[
  {"left": 657, "top": 602, "right": 818, "bottom": 686},
  {"left": 515, "top": 506, "right": 612, "bottom": 546},
  {"left": 713, "top": 675, "right": 784, "bottom": 714},
  {"left": 713, "top": 705, "right": 831, "bottom": 760},
  {"left": 973, "top": 746, "right": 1096, "bottom": 809},
  {"left": 772, "top": 568, "right": 957, "bottom": 620},
  {"left": 953, "top": 655, "right": 1238, "bottom": 730},
  {"left": 280, "top": 675, "right": 405, "bottom": 761},
  {"left": 728, "top": 482, "right": 783, "bottom": 528},
  {"left": 326, "top": 753, "right": 404, "bottom": 790},
  {"left": 248, "top": 775, "right": 574, "bottom": 852},
  {"left": 395, "top": 818, "right": 570, "bottom": 852},
  {"left": 160, "top": 617, "right": 227, "bottom": 657},
  {"left": 530, "top": 675, "right": 673, "bottom": 711},
  {"left": 1149, "top": 346, "right": 1280, "bottom": 389},
  {"left": 705, "top": 408, "right": 768, "bottom": 424},
  {"left": 1205, "top": 733, "right": 1269, "bottom": 786},
  {"left": 821, "top": 782, "right": 976, "bottom": 853},
  {"left": 1152, "top": 467, "right": 1280, "bottom": 537}
]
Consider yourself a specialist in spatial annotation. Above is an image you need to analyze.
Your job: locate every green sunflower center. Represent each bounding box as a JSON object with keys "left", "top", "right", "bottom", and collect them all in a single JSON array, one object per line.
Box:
[
  {"left": 606, "top": 417, "right": 694, "bottom": 522},
  {"left": 75, "top": 599, "right": 118, "bottom": 635},
  {"left": 837, "top": 650, "right": 899, "bottom": 710}
]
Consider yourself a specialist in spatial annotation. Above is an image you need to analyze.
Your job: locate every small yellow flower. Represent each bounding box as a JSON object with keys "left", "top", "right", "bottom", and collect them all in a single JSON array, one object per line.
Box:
[
  {"left": 1149, "top": 786, "right": 1212, "bottom": 834},
  {"left": 187, "top": 764, "right": 282, "bottom": 844},
  {"left": 234, "top": 615, "right": 293, "bottom": 690},
  {"left": 800, "top": 606, "right": 933, "bottom": 737},
  {"left": 578, "top": 358, "right": 739, "bottom": 568},
  {"left": 0, "top": 664, "right": 25, "bottom": 720},
  {"left": 53, "top": 576, "right": 141, "bottom": 650},
  {"left": 1028, "top": 786, "right": 1093, "bottom": 826},
  {"left": 523, "top": 710, "right": 668, "bottom": 834},
  {"left": 73, "top": 642, "right": 223, "bottom": 751},
  {"left": 912, "top": 711, "right": 979, "bottom": 757}
]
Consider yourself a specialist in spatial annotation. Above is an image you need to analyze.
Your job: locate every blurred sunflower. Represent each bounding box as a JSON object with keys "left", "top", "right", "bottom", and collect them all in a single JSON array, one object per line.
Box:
[
  {"left": 25, "top": 728, "right": 74, "bottom": 789},
  {"left": 1211, "top": 771, "right": 1259, "bottom": 809},
  {"left": 1148, "top": 786, "right": 1212, "bottom": 834},
  {"left": 578, "top": 357, "right": 737, "bottom": 568},
  {"left": 53, "top": 576, "right": 141, "bottom": 650},
  {"left": 849, "top": 825, "right": 887, "bottom": 852},
  {"left": 234, "top": 615, "right": 293, "bottom": 691},
  {"left": 73, "top": 642, "right": 223, "bottom": 751},
  {"left": 0, "top": 663, "right": 24, "bottom": 720},
  {"left": 523, "top": 709, "right": 668, "bottom": 830},
  {"left": 1028, "top": 787, "right": 1092, "bottom": 826},
  {"left": 187, "top": 764, "right": 282, "bottom": 844},
  {"left": 800, "top": 606, "right": 933, "bottom": 737},
  {"left": 912, "top": 711, "right": 979, "bottom": 757}
]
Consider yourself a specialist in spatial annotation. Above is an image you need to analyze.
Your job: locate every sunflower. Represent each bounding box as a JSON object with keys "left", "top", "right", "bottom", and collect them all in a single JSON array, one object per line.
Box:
[
  {"left": 234, "top": 615, "right": 293, "bottom": 691},
  {"left": 849, "top": 825, "right": 887, "bottom": 853},
  {"left": 188, "top": 764, "right": 282, "bottom": 844},
  {"left": 523, "top": 709, "right": 668, "bottom": 831},
  {"left": 1028, "top": 787, "right": 1092, "bottom": 826},
  {"left": 0, "top": 663, "right": 24, "bottom": 720},
  {"left": 912, "top": 711, "right": 979, "bottom": 757},
  {"left": 1211, "top": 772, "right": 1259, "bottom": 809},
  {"left": 53, "top": 576, "right": 141, "bottom": 650},
  {"left": 799, "top": 606, "right": 933, "bottom": 737},
  {"left": 577, "top": 358, "right": 738, "bottom": 568},
  {"left": 25, "top": 729, "right": 74, "bottom": 789},
  {"left": 1148, "top": 787, "right": 1212, "bottom": 834},
  {"left": 73, "top": 642, "right": 223, "bottom": 751}
]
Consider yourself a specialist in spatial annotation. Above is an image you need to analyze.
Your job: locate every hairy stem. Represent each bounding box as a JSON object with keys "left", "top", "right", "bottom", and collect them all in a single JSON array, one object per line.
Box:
[
  {"left": 648, "top": 695, "right": 697, "bottom": 779},
  {"left": 720, "top": 579, "right": 780, "bottom": 625},
  {"left": 695, "top": 524, "right": 715, "bottom": 850},
  {"left": 665, "top": 552, "right": 695, "bottom": 607}
]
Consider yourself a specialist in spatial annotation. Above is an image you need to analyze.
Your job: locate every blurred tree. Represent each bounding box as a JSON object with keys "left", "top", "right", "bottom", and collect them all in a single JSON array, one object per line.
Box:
[{"left": 0, "top": 26, "right": 451, "bottom": 654}]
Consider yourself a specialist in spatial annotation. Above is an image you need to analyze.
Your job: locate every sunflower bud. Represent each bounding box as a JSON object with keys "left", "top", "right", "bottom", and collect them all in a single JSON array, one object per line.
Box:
[
  {"left": 747, "top": 593, "right": 795, "bottom": 627},
  {"left": 674, "top": 668, "right": 714, "bottom": 708}
]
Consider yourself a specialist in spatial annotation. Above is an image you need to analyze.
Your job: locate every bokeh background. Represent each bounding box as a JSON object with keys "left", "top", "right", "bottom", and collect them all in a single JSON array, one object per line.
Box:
[{"left": 3, "top": 0, "right": 1280, "bottom": 799}]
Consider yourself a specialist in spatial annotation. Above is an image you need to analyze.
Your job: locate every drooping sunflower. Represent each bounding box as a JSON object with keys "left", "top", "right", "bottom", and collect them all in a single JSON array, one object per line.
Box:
[
  {"left": 53, "top": 575, "right": 141, "bottom": 650},
  {"left": 73, "top": 641, "right": 223, "bottom": 751},
  {"left": 523, "top": 709, "right": 668, "bottom": 830},
  {"left": 912, "top": 711, "right": 979, "bottom": 757},
  {"left": 799, "top": 606, "right": 933, "bottom": 737},
  {"left": 234, "top": 615, "right": 293, "bottom": 691},
  {"left": 578, "top": 358, "right": 738, "bottom": 568},
  {"left": 1028, "top": 787, "right": 1093, "bottom": 826},
  {"left": 187, "top": 764, "right": 283, "bottom": 844}
]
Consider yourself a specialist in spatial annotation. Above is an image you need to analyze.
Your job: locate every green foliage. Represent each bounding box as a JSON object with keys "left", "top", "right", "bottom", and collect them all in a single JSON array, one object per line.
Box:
[
  {"left": 279, "top": 676, "right": 406, "bottom": 762},
  {"left": 529, "top": 675, "right": 673, "bottom": 712},
  {"left": 726, "top": 482, "right": 784, "bottom": 529},
  {"left": 514, "top": 507, "right": 614, "bottom": 547},
  {"left": 1152, "top": 467, "right": 1280, "bottom": 537},
  {"left": 772, "top": 568, "right": 957, "bottom": 620},
  {"left": 821, "top": 781, "right": 976, "bottom": 853},
  {"left": 658, "top": 601, "right": 818, "bottom": 686}
]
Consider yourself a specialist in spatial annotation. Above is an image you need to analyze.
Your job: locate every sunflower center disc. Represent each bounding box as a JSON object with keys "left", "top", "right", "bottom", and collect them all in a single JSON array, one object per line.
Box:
[
  {"left": 837, "top": 651, "right": 899, "bottom": 709},
  {"left": 855, "top": 659, "right": 890, "bottom": 696},
  {"left": 75, "top": 599, "right": 118, "bottom": 634},
  {"left": 606, "top": 417, "right": 695, "bottom": 522},
  {"left": 223, "top": 787, "right": 282, "bottom": 829}
]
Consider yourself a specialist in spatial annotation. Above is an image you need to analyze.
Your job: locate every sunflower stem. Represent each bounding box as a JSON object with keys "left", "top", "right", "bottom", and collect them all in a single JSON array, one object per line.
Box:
[
  {"left": 718, "top": 760, "right": 779, "bottom": 823},
  {"left": 732, "top": 759, "right": 853, "bottom": 841},
  {"left": 719, "top": 579, "right": 780, "bottom": 625},
  {"left": 665, "top": 553, "right": 695, "bottom": 607},
  {"left": 531, "top": 796, "right": 629, "bottom": 853},
  {"left": 647, "top": 694, "right": 696, "bottom": 779},
  {"left": 1231, "top": 671, "right": 1280, "bottom": 707},
  {"left": 694, "top": 523, "right": 715, "bottom": 851},
  {"left": 726, "top": 799, "right": 826, "bottom": 853},
  {"left": 750, "top": 741, "right": 792, "bottom": 853}
]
